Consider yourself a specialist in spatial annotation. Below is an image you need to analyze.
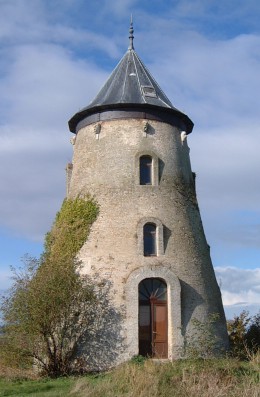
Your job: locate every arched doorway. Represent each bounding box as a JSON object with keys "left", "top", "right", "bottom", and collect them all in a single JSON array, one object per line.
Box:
[{"left": 138, "top": 278, "right": 168, "bottom": 358}]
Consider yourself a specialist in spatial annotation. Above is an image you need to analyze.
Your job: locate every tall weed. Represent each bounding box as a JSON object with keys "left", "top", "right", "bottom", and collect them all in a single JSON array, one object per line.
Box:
[{"left": 70, "top": 359, "right": 259, "bottom": 397}]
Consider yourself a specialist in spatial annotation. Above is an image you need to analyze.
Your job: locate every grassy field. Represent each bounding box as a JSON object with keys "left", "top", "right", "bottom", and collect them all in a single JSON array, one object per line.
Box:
[
  {"left": 0, "top": 377, "right": 73, "bottom": 397},
  {"left": 0, "top": 356, "right": 259, "bottom": 397}
]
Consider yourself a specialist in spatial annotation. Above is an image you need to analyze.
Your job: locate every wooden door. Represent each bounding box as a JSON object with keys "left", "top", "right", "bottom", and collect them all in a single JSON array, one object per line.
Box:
[
  {"left": 139, "top": 278, "right": 168, "bottom": 358},
  {"left": 152, "top": 302, "right": 168, "bottom": 358}
]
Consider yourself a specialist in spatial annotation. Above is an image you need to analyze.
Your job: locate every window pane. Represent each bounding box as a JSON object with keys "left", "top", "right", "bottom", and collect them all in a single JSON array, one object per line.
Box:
[
  {"left": 139, "top": 278, "right": 167, "bottom": 302},
  {"left": 144, "top": 223, "right": 156, "bottom": 256},
  {"left": 140, "top": 156, "right": 152, "bottom": 185}
]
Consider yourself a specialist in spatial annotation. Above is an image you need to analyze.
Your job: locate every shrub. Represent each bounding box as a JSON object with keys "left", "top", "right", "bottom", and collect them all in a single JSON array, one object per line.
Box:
[
  {"left": 0, "top": 196, "right": 99, "bottom": 377},
  {"left": 184, "top": 313, "right": 224, "bottom": 358},
  {"left": 245, "top": 312, "right": 260, "bottom": 353},
  {"left": 227, "top": 310, "right": 260, "bottom": 359}
]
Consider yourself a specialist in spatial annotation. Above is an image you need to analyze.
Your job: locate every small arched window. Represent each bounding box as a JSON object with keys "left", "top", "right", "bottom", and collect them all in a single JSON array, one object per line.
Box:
[
  {"left": 143, "top": 223, "right": 157, "bottom": 256},
  {"left": 140, "top": 155, "right": 152, "bottom": 185}
]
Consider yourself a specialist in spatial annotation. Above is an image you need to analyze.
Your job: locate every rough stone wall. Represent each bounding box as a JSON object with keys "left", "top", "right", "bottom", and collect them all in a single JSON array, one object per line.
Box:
[{"left": 68, "top": 118, "right": 228, "bottom": 369}]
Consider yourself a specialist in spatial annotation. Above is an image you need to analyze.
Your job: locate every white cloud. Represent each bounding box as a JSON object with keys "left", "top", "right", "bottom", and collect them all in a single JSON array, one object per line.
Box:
[
  {"left": 147, "top": 32, "right": 260, "bottom": 126},
  {"left": 1, "top": 43, "right": 108, "bottom": 127},
  {"left": 189, "top": 125, "right": 260, "bottom": 210},
  {"left": 0, "top": 40, "right": 108, "bottom": 239},
  {"left": 0, "top": 0, "right": 120, "bottom": 58},
  {"left": 215, "top": 267, "right": 260, "bottom": 307}
]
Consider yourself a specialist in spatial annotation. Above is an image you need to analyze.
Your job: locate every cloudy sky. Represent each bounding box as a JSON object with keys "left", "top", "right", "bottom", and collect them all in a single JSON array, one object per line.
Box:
[{"left": 0, "top": 0, "right": 259, "bottom": 319}]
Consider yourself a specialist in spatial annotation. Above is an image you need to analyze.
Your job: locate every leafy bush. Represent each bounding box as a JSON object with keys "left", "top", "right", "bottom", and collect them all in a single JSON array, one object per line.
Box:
[
  {"left": 0, "top": 196, "right": 99, "bottom": 377},
  {"left": 245, "top": 312, "right": 260, "bottom": 353},
  {"left": 227, "top": 310, "right": 260, "bottom": 359},
  {"left": 184, "top": 313, "right": 224, "bottom": 358}
]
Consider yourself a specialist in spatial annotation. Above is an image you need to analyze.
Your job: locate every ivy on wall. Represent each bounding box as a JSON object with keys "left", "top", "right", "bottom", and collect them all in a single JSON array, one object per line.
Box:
[{"left": 44, "top": 195, "right": 99, "bottom": 262}]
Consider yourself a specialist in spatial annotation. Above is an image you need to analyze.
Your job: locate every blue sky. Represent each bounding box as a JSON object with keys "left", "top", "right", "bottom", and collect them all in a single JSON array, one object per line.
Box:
[{"left": 0, "top": 0, "right": 259, "bottom": 319}]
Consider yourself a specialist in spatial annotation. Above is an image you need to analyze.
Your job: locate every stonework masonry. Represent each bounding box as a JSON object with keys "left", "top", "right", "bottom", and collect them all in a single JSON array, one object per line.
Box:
[{"left": 67, "top": 118, "right": 229, "bottom": 369}]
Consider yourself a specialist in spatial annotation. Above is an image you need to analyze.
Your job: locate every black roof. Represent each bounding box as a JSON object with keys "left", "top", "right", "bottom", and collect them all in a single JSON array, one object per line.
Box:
[
  {"left": 86, "top": 49, "right": 175, "bottom": 110},
  {"left": 69, "top": 24, "right": 193, "bottom": 134}
]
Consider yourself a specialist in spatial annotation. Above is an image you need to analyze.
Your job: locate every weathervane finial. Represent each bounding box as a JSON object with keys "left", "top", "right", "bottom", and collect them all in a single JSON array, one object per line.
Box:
[{"left": 128, "top": 14, "right": 134, "bottom": 50}]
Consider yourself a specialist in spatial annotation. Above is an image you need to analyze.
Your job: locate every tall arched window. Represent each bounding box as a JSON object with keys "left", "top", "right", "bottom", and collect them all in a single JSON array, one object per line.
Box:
[
  {"left": 140, "top": 155, "right": 152, "bottom": 185},
  {"left": 143, "top": 223, "right": 157, "bottom": 256}
]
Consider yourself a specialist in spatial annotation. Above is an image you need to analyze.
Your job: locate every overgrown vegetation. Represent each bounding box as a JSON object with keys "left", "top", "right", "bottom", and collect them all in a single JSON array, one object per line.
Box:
[
  {"left": 227, "top": 310, "right": 260, "bottom": 359},
  {"left": 184, "top": 313, "right": 223, "bottom": 358},
  {"left": 0, "top": 357, "right": 259, "bottom": 397},
  {"left": 44, "top": 196, "right": 98, "bottom": 262},
  {"left": 182, "top": 309, "right": 260, "bottom": 361},
  {"left": 71, "top": 357, "right": 260, "bottom": 397},
  {"left": 0, "top": 196, "right": 99, "bottom": 378}
]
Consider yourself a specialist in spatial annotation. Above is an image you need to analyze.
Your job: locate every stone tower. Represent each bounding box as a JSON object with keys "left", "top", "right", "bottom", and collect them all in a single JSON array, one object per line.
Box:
[{"left": 67, "top": 22, "right": 228, "bottom": 370}]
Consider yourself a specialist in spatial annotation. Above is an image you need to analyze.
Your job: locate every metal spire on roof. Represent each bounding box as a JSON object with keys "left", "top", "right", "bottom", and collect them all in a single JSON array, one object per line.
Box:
[{"left": 128, "top": 15, "right": 134, "bottom": 50}]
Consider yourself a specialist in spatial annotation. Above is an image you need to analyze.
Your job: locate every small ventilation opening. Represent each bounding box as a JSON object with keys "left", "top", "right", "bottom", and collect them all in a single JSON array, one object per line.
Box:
[{"left": 142, "top": 86, "right": 157, "bottom": 98}]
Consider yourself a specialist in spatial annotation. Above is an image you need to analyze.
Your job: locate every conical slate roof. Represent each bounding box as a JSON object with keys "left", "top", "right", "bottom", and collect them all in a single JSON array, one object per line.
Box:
[
  {"left": 69, "top": 23, "right": 193, "bottom": 133},
  {"left": 87, "top": 49, "right": 174, "bottom": 110}
]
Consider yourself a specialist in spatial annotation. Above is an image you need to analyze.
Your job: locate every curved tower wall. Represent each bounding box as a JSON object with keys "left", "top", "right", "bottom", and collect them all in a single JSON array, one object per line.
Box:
[{"left": 67, "top": 116, "right": 228, "bottom": 367}]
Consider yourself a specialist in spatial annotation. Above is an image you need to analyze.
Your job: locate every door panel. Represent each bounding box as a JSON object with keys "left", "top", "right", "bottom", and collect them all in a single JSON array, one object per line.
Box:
[{"left": 153, "top": 303, "right": 167, "bottom": 358}]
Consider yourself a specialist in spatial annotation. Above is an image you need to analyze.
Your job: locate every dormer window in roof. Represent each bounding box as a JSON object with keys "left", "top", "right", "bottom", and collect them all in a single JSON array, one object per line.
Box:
[{"left": 142, "top": 85, "right": 157, "bottom": 98}]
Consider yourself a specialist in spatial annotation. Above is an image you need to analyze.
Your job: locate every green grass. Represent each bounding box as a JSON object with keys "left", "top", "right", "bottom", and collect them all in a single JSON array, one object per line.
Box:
[
  {"left": 0, "top": 377, "right": 73, "bottom": 397},
  {"left": 0, "top": 357, "right": 259, "bottom": 397}
]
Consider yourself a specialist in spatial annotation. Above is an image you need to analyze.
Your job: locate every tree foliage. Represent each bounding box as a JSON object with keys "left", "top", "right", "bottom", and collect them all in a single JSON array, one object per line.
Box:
[
  {"left": 227, "top": 310, "right": 260, "bottom": 359},
  {"left": 1, "top": 196, "right": 99, "bottom": 377}
]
